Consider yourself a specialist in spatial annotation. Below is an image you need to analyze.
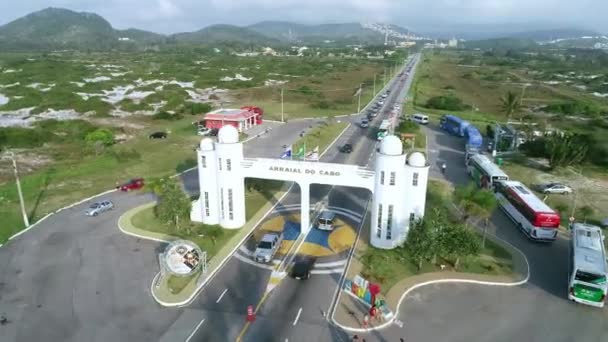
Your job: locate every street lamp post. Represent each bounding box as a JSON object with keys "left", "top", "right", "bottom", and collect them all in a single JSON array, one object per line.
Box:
[
  {"left": 383, "top": 68, "right": 387, "bottom": 86},
  {"left": 7, "top": 152, "right": 29, "bottom": 228},
  {"left": 357, "top": 84, "right": 362, "bottom": 113},
  {"left": 280, "top": 88, "right": 284, "bottom": 122},
  {"left": 373, "top": 74, "right": 376, "bottom": 96}
]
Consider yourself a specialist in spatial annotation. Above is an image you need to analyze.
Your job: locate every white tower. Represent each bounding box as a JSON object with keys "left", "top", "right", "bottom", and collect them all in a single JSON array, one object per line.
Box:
[
  {"left": 401, "top": 152, "right": 430, "bottom": 236},
  {"left": 214, "top": 125, "right": 246, "bottom": 229},
  {"left": 371, "top": 135, "right": 407, "bottom": 249},
  {"left": 193, "top": 138, "right": 220, "bottom": 225}
]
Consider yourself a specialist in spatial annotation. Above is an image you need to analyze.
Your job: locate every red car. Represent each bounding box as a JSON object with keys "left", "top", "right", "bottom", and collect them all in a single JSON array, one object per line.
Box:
[{"left": 117, "top": 178, "right": 144, "bottom": 192}]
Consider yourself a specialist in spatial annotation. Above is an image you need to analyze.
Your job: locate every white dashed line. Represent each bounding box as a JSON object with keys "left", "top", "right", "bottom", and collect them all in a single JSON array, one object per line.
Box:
[
  {"left": 185, "top": 318, "right": 206, "bottom": 342},
  {"left": 293, "top": 307, "right": 303, "bottom": 326},
  {"left": 216, "top": 288, "right": 228, "bottom": 303}
]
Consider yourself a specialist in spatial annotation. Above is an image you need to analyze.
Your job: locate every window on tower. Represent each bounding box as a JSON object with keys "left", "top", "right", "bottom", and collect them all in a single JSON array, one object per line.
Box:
[
  {"left": 204, "top": 192, "right": 210, "bottom": 217},
  {"left": 218, "top": 158, "right": 222, "bottom": 171},
  {"left": 389, "top": 172, "right": 396, "bottom": 186},
  {"left": 380, "top": 171, "right": 385, "bottom": 185},
  {"left": 376, "top": 204, "right": 383, "bottom": 238},
  {"left": 386, "top": 205, "right": 394, "bottom": 240},
  {"left": 226, "top": 159, "right": 232, "bottom": 171},
  {"left": 413, "top": 172, "right": 419, "bottom": 186},
  {"left": 228, "top": 189, "right": 234, "bottom": 220},
  {"left": 201, "top": 155, "right": 207, "bottom": 168}
]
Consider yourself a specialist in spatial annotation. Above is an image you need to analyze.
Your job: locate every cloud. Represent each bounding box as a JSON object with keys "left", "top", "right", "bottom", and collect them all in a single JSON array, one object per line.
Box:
[{"left": 0, "top": 0, "right": 606, "bottom": 35}]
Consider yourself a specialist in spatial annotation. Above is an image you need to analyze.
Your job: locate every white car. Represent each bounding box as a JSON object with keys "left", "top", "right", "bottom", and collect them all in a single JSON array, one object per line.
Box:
[
  {"left": 86, "top": 201, "right": 114, "bottom": 216},
  {"left": 540, "top": 183, "right": 573, "bottom": 195},
  {"left": 196, "top": 127, "right": 211, "bottom": 136}
]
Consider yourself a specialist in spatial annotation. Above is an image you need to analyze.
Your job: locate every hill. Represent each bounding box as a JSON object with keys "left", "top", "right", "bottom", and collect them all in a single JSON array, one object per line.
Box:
[
  {"left": 509, "top": 28, "right": 602, "bottom": 42},
  {"left": 0, "top": 7, "right": 117, "bottom": 49},
  {"left": 171, "top": 24, "right": 279, "bottom": 45},
  {"left": 115, "top": 28, "right": 166, "bottom": 44},
  {"left": 462, "top": 37, "right": 539, "bottom": 50},
  {"left": 247, "top": 21, "right": 385, "bottom": 43}
]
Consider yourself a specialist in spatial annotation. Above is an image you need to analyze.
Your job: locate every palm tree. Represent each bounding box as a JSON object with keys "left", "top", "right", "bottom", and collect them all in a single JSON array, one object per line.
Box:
[{"left": 500, "top": 91, "right": 521, "bottom": 122}]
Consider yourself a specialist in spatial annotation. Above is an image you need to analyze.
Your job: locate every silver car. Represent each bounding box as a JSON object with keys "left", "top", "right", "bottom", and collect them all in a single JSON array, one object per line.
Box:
[
  {"left": 86, "top": 200, "right": 114, "bottom": 216},
  {"left": 253, "top": 232, "right": 283, "bottom": 263},
  {"left": 540, "top": 183, "right": 573, "bottom": 195}
]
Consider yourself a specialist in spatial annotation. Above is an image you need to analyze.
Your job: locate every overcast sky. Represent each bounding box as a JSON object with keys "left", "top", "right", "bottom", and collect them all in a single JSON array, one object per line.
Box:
[{"left": 1, "top": 0, "right": 606, "bottom": 35}]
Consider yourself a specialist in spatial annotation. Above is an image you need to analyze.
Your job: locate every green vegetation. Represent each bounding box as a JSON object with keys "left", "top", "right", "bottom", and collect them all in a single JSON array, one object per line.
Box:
[
  {"left": 359, "top": 180, "right": 513, "bottom": 292},
  {"left": 292, "top": 120, "right": 348, "bottom": 155},
  {"left": 394, "top": 120, "right": 426, "bottom": 149},
  {"left": 426, "top": 94, "right": 470, "bottom": 111},
  {"left": 167, "top": 271, "right": 199, "bottom": 294}
]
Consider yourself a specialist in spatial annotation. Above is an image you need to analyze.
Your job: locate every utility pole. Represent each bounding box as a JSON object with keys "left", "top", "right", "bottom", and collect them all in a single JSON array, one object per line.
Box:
[
  {"left": 357, "top": 84, "right": 362, "bottom": 113},
  {"left": 383, "top": 68, "right": 387, "bottom": 86},
  {"left": 373, "top": 74, "right": 376, "bottom": 96},
  {"left": 7, "top": 152, "right": 29, "bottom": 228},
  {"left": 280, "top": 88, "right": 284, "bottom": 122}
]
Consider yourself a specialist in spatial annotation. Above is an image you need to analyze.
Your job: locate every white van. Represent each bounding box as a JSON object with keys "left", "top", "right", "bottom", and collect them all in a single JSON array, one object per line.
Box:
[
  {"left": 316, "top": 211, "right": 336, "bottom": 231},
  {"left": 411, "top": 114, "right": 429, "bottom": 125}
]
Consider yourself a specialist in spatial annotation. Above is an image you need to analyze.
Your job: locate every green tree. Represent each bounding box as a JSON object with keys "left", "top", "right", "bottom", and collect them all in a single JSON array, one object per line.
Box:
[
  {"left": 202, "top": 225, "right": 224, "bottom": 245},
  {"left": 577, "top": 205, "right": 595, "bottom": 223},
  {"left": 545, "top": 132, "right": 591, "bottom": 170},
  {"left": 499, "top": 91, "right": 521, "bottom": 122},
  {"left": 85, "top": 128, "right": 114, "bottom": 155},
  {"left": 453, "top": 183, "right": 484, "bottom": 226},
  {"left": 441, "top": 223, "right": 481, "bottom": 269},
  {"left": 454, "top": 183, "right": 498, "bottom": 247},
  {"left": 153, "top": 177, "right": 192, "bottom": 232}
]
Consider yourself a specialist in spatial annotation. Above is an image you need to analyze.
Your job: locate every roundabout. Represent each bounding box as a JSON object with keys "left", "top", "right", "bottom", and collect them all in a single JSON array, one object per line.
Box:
[{"left": 233, "top": 204, "right": 363, "bottom": 274}]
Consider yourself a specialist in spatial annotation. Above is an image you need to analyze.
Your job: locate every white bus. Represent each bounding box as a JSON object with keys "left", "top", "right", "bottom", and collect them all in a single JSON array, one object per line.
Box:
[
  {"left": 494, "top": 180, "right": 561, "bottom": 241},
  {"left": 568, "top": 223, "right": 607, "bottom": 307},
  {"left": 377, "top": 120, "right": 391, "bottom": 141},
  {"left": 466, "top": 154, "right": 509, "bottom": 189}
]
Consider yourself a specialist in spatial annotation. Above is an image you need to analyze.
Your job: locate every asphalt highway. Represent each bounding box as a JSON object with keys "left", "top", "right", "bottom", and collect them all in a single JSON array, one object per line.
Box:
[{"left": 188, "top": 55, "right": 421, "bottom": 342}]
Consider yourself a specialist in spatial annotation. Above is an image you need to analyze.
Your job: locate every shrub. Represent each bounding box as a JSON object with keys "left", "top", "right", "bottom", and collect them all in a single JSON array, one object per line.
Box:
[
  {"left": 153, "top": 111, "right": 183, "bottom": 121},
  {"left": 425, "top": 95, "right": 469, "bottom": 111},
  {"left": 519, "top": 139, "right": 547, "bottom": 158},
  {"left": 543, "top": 101, "right": 600, "bottom": 117},
  {"left": 396, "top": 120, "right": 420, "bottom": 134},
  {"left": 85, "top": 129, "right": 115, "bottom": 147},
  {"left": 190, "top": 102, "right": 213, "bottom": 115}
]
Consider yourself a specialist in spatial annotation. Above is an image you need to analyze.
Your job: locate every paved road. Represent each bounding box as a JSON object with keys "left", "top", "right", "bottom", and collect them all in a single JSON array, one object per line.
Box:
[
  {"left": 0, "top": 54, "right": 419, "bottom": 342},
  {"left": 374, "top": 119, "right": 608, "bottom": 341},
  {"left": 0, "top": 118, "right": 320, "bottom": 342},
  {"left": 187, "top": 56, "right": 421, "bottom": 342}
]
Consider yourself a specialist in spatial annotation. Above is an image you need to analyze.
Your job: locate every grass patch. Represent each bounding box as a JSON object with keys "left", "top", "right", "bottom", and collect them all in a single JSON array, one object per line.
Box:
[
  {"left": 358, "top": 178, "right": 514, "bottom": 293},
  {"left": 167, "top": 271, "right": 200, "bottom": 294},
  {"left": 292, "top": 120, "right": 348, "bottom": 153}
]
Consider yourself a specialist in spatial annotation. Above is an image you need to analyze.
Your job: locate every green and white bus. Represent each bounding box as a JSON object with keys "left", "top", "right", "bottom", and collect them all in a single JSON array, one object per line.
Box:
[
  {"left": 466, "top": 154, "right": 509, "bottom": 189},
  {"left": 568, "top": 223, "right": 607, "bottom": 308},
  {"left": 377, "top": 120, "right": 391, "bottom": 141}
]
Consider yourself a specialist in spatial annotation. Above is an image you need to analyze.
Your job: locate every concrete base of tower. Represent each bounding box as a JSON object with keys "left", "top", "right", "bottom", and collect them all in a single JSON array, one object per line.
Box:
[
  {"left": 370, "top": 232, "right": 407, "bottom": 250},
  {"left": 190, "top": 199, "right": 203, "bottom": 223}
]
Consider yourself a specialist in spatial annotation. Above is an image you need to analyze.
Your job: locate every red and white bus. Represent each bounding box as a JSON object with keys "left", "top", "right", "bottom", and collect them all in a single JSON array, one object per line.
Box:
[{"left": 495, "top": 180, "right": 561, "bottom": 241}]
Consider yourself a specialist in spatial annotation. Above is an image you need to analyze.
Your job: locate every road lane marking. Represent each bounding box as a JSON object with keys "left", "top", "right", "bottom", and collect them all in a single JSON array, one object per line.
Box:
[
  {"left": 185, "top": 318, "right": 205, "bottom": 342},
  {"left": 292, "top": 307, "right": 303, "bottom": 326},
  {"left": 216, "top": 289, "right": 228, "bottom": 303}
]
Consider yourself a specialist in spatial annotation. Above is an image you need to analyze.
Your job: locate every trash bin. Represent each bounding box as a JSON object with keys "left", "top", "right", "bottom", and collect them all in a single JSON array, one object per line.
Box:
[{"left": 495, "top": 157, "right": 503, "bottom": 166}]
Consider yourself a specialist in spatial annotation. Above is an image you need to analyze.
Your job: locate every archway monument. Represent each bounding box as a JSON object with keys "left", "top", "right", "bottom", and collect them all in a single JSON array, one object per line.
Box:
[{"left": 191, "top": 125, "right": 430, "bottom": 250}]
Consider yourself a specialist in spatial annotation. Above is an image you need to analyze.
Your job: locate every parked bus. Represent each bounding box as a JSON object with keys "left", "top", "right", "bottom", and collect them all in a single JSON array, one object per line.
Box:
[
  {"left": 440, "top": 115, "right": 469, "bottom": 137},
  {"left": 466, "top": 154, "right": 509, "bottom": 188},
  {"left": 464, "top": 125, "right": 483, "bottom": 162},
  {"left": 495, "top": 180, "right": 560, "bottom": 241},
  {"left": 568, "top": 223, "right": 607, "bottom": 308},
  {"left": 377, "top": 120, "right": 391, "bottom": 140}
]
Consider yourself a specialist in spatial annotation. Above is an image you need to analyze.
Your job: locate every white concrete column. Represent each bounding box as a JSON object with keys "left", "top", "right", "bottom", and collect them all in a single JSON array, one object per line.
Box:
[{"left": 300, "top": 182, "right": 310, "bottom": 234}]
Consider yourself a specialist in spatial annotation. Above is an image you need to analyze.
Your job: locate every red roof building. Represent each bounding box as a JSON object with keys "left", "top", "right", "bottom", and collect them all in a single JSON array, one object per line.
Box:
[{"left": 204, "top": 107, "right": 263, "bottom": 132}]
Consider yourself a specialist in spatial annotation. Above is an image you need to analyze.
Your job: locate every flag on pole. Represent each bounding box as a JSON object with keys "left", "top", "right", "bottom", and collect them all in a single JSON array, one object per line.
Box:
[
  {"left": 294, "top": 144, "right": 306, "bottom": 159},
  {"left": 306, "top": 146, "right": 319, "bottom": 161},
  {"left": 280, "top": 145, "right": 292, "bottom": 159}
]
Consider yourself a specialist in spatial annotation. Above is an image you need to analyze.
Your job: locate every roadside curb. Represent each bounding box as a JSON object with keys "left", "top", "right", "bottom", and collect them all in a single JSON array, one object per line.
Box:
[
  {"left": 7, "top": 188, "right": 117, "bottom": 242},
  {"left": 117, "top": 202, "right": 174, "bottom": 243},
  {"left": 143, "top": 183, "right": 295, "bottom": 307},
  {"left": 330, "top": 229, "right": 530, "bottom": 333}
]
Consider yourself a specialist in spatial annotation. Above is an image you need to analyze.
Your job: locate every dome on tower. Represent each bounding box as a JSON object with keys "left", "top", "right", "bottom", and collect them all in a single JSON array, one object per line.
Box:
[
  {"left": 199, "top": 137, "right": 214, "bottom": 151},
  {"left": 408, "top": 152, "right": 427, "bottom": 167},
  {"left": 379, "top": 135, "right": 403, "bottom": 156},
  {"left": 218, "top": 125, "right": 239, "bottom": 144}
]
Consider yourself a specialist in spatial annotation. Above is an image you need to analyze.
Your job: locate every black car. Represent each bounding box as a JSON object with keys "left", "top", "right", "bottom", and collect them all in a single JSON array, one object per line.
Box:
[
  {"left": 339, "top": 144, "right": 353, "bottom": 153},
  {"left": 149, "top": 131, "right": 167, "bottom": 139},
  {"left": 291, "top": 256, "right": 316, "bottom": 280},
  {"left": 209, "top": 128, "right": 219, "bottom": 136}
]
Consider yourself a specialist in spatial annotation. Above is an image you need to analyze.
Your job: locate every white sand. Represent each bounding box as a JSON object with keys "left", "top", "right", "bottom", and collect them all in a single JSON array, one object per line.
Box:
[
  {"left": 592, "top": 92, "right": 608, "bottom": 98},
  {"left": 76, "top": 85, "right": 154, "bottom": 104},
  {"left": 0, "top": 82, "right": 20, "bottom": 88},
  {"left": 83, "top": 76, "right": 112, "bottom": 83},
  {"left": 0, "top": 94, "right": 9, "bottom": 105},
  {"left": 0, "top": 108, "right": 81, "bottom": 127},
  {"left": 70, "top": 81, "right": 85, "bottom": 87},
  {"left": 2, "top": 69, "right": 22, "bottom": 73},
  {"left": 265, "top": 79, "right": 288, "bottom": 86},
  {"left": 220, "top": 74, "right": 252, "bottom": 82}
]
